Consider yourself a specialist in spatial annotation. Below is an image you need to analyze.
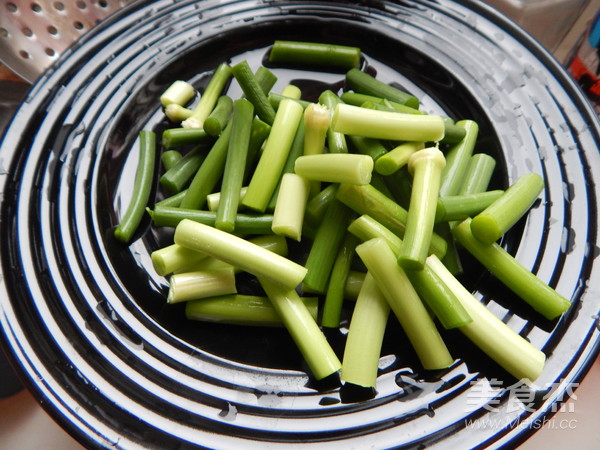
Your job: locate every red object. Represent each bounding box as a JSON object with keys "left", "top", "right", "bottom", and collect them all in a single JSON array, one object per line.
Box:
[
  {"left": 567, "top": 12, "right": 600, "bottom": 110},
  {"left": 569, "top": 55, "right": 600, "bottom": 98}
]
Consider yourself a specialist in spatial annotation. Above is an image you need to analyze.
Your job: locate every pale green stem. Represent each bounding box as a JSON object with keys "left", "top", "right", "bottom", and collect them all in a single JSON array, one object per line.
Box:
[
  {"left": 331, "top": 103, "right": 445, "bottom": 142},
  {"left": 272, "top": 173, "right": 311, "bottom": 241},
  {"left": 167, "top": 267, "right": 237, "bottom": 304},
  {"left": 242, "top": 98, "right": 304, "bottom": 212},
  {"left": 341, "top": 272, "right": 390, "bottom": 388},
  {"left": 259, "top": 278, "right": 342, "bottom": 380},
  {"left": 355, "top": 238, "right": 454, "bottom": 370},
  {"left": 185, "top": 295, "right": 319, "bottom": 326},
  {"left": 174, "top": 219, "right": 307, "bottom": 289},
  {"left": 426, "top": 255, "right": 546, "bottom": 381},
  {"left": 294, "top": 153, "right": 373, "bottom": 185},
  {"left": 160, "top": 80, "right": 195, "bottom": 107}
]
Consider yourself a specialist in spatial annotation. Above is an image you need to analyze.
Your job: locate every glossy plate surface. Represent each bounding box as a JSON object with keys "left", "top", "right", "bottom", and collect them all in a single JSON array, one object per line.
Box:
[{"left": 1, "top": 0, "right": 599, "bottom": 448}]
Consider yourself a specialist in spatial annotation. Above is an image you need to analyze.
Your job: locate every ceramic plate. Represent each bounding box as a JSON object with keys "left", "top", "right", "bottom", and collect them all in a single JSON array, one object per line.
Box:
[{"left": 1, "top": 0, "right": 599, "bottom": 448}]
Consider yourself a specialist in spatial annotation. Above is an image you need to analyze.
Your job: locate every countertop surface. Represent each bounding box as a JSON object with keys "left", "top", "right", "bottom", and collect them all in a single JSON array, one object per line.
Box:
[{"left": 1, "top": 0, "right": 599, "bottom": 448}]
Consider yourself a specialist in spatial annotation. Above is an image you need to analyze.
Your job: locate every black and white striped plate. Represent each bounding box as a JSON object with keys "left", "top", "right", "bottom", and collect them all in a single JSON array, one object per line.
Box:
[{"left": 0, "top": 0, "right": 598, "bottom": 448}]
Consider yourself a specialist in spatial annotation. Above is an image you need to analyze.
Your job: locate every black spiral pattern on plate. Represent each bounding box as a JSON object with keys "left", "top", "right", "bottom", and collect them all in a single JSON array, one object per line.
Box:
[{"left": 1, "top": 0, "right": 599, "bottom": 448}]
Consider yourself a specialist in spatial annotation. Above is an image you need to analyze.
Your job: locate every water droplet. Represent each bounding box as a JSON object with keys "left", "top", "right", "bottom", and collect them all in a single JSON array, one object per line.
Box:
[
  {"left": 378, "top": 354, "right": 397, "bottom": 371},
  {"left": 500, "top": 74, "right": 518, "bottom": 93},
  {"left": 561, "top": 226, "right": 575, "bottom": 254},
  {"left": 465, "top": 13, "right": 477, "bottom": 28},
  {"left": 219, "top": 403, "right": 237, "bottom": 421},
  {"left": 525, "top": 158, "right": 534, "bottom": 171},
  {"left": 562, "top": 181, "right": 575, "bottom": 202},
  {"left": 585, "top": 242, "right": 600, "bottom": 259}
]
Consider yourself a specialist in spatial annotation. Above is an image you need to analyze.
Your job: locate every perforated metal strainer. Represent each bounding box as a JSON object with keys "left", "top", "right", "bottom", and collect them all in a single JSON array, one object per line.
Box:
[{"left": 0, "top": 0, "right": 134, "bottom": 82}]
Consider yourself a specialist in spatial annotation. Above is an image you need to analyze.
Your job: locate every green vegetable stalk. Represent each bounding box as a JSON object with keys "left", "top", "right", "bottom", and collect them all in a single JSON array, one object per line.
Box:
[
  {"left": 151, "top": 243, "right": 208, "bottom": 277},
  {"left": 164, "top": 104, "right": 193, "bottom": 123},
  {"left": 160, "top": 80, "right": 195, "bottom": 107},
  {"left": 348, "top": 214, "right": 403, "bottom": 255},
  {"left": 207, "top": 187, "right": 247, "bottom": 212},
  {"left": 435, "top": 190, "right": 505, "bottom": 223},
  {"left": 268, "top": 92, "right": 311, "bottom": 110},
  {"left": 185, "top": 294, "right": 319, "bottom": 327},
  {"left": 426, "top": 255, "right": 546, "bottom": 381},
  {"left": 440, "top": 117, "right": 468, "bottom": 144},
  {"left": 335, "top": 183, "right": 448, "bottom": 259},
  {"left": 294, "top": 153, "right": 374, "bottom": 185},
  {"left": 303, "top": 103, "right": 330, "bottom": 155},
  {"left": 304, "top": 183, "right": 338, "bottom": 226},
  {"left": 452, "top": 218, "right": 571, "bottom": 320},
  {"left": 231, "top": 60, "right": 276, "bottom": 125},
  {"left": 470, "top": 173, "right": 544, "bottom": 244},
  {"left": 159, "top": 147, "right": 204, "bottom": 194},
  {"left": 216, "top": 98, "right": 255, "bottom": 232},
  {"left": 280, "top": 84, "right": 302, "bottom": 99},
  {"left": 181, "top": 235, "right": 289, "bottom": 274},
  {"left": 179, "top": 123, "right": 232, "bottom": 210},
  {"left": 345, "top": 68, "right": 419, "bottom": 108},
  {"left": 341, "top": 272, "right": 390, "bottom": 388},
  {"left": 167, "top": 267, "right": 237, "bottom": 304},
  {"left": 271, "top": 173, "right": 311, "bottom": 241},
  {"left": 344, "top": 270, "right": 366, "bottom": 301},
  {"left": 355, "top": 238, "right": 454, "bottom": 370},
  {"left": 336, "top": 183, "right": 410, "bottom": 231},
  {"left": 114, "top": 130, "right": 156, "bottom": 243},
  {"left": 244, "top": 117, "right": 273, "bottom": 184},
  {"left": 267, "top": 119, "right": 306, "bottom": 211},
  {"left": 318, "top": 90, "right": 349, "bottom": 154},
  {"left": 331, "top": 103, "right": 445, "bottom": 142},
  {"left": 254, "top": 66, "right": 278, "bottom": 95},
  {"left": 458, "top": 153, "right": 497, "bottom": 195},
  {"left": 340, "top": 91, "right": 422, "bottom": 114},
  {"left": 149, "top": 205, "right": 273, "bottom": 235},
  {"left": 182, "top": 63, "right": 232, "bottom": 129},
  {"left": 322, "top": 232, "right": 360, "bottom": 328},
  {"left": 405, "top": 266, "right": 472, "bottom": 329},
  {"left": 439, "top": 120, "right": 479, "bottom": 197},
  {"left": 398, "top": 147, "right": 447, "bottom": 271},
  {"left": 161, "top": 128, "right": 210, "bottom": 148},
  {"left": 174, "top": 219, "right": 307, "bottom": 289},
  {"left": 269, "top": 40, "right": 361, "bottom": 70},
  {"left": 303, "top": 199, "right": 354, "bottom": 294},
  {"left": 161, "top": 150, "right": 182, "bottom": 171},
  {"left": 203, "top": 95, "right": 233, "bottom": 137},
  {"left": 348, "top": 214, "right": 472, "bottom": 330},
  {"left": 259, "top": 278, "right": 342, "bottom": 380},
  {"left": 348, "top": 135, "right": 388, "bottom": 161},
  {"left": 154, "top": 190, "right": 186, "bottom": 208},
  {"left": 242, "top": 99, "right": 304, "bottom": 212},
  {"left": 374, "top": 142, "right": 424, "bottom": 175}
]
